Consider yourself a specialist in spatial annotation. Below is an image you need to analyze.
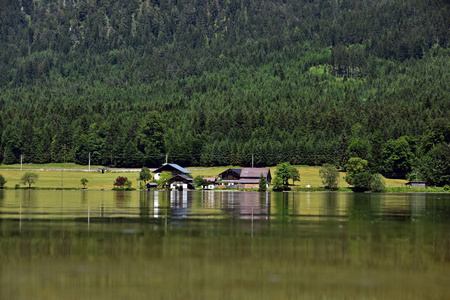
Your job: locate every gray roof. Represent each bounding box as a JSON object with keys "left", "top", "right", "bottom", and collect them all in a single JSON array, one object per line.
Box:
[
  {"left": 169, "top": 174, "right": 193, "bottom": 182},
  {"left": 153, "top": 163, "right": 191, "bottom": 174},
  {"left": 218, "top": 168, "right": 242, "bottom": 177},
  {"left": 240, "top": 168, "right": 270, "bottom": 178},
  {"left": 231, "top": 168, "right": 242, "bottom": 174}
]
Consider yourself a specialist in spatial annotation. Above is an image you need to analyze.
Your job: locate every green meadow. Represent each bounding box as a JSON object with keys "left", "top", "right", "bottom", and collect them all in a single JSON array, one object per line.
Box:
[{"left": 0, "top": 164, "right": 410, "bottom": 190}]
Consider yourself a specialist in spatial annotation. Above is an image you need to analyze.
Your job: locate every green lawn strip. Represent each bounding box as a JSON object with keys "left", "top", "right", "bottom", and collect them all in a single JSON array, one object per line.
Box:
[{"left": 0, "top": 164, "right": 413, "bottom": 190}]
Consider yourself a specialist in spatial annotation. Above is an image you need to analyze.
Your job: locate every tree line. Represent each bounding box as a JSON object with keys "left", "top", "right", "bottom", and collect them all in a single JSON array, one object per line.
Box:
[{"left": 0, "top": 0, "right": 449, "bottom": 186}]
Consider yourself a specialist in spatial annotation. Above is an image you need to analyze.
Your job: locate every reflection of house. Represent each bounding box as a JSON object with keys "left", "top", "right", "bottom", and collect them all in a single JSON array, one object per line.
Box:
[
  {"left": 168, "top": 174, "right": 194, "bottom": 190},
  {"left": 406, "top": 181, "right": 426, "bottom": 188},
  {"left": 218, "top": 168, "right": 242, "bottom": 186},
  {"left": 238, "top": 168, "right": 271, "bottom": 189},
  {"left": 153, "top": 163, "right": 191, "bottom": 180}
]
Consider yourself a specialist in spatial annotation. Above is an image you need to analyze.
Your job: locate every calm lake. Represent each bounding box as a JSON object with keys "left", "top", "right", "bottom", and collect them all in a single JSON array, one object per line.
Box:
[{"left": 1, "top": 190, "right": 449, "bottom": 299}]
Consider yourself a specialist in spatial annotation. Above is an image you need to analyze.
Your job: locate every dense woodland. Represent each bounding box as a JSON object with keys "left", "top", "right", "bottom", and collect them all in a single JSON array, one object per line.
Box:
[{"left": 0, "top": 0, "right": 449, "bottom": 185}]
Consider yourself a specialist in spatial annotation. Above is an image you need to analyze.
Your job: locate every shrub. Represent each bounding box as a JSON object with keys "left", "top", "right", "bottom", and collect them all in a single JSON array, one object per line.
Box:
[
  {"left": 319, "top": 164, "right": 339, "bottom": 190},
  {"left": 0, "top": 174, "right": 6, "bottom": 188},
  {"left": 125, "top": 180, "right": 132, "bottom": 189},
  {"left": 113, "top": 176, "right": 128, "bottom": 188},
  {"left": 80, "top": 178, "right": 89, "bottom": 189},
  {"left": 370, "top": 174, "right": 386, "bottom": 192}
]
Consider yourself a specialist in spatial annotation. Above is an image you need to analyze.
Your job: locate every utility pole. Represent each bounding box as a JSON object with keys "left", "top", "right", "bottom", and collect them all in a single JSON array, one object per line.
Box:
[
  {"left": 252, "top": 154, "right": 254, "bottom": 168},
  {"left": 21, "top": 155, "right": 23, "bottom": 170},
  {"left": 165, "top": 153, "right": 168, "bottom": 164},
  {"left": 88, "top": 152, "right": 91, "bottom": 171}
]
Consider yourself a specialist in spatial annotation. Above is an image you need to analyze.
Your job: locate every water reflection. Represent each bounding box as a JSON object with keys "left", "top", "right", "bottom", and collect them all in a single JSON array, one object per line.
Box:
[
  {"left": 1, "top": 190, "right": 450, "bottom": 300},
  {"left": 0, "top": 190, "right": 449, "bottom": 223}
]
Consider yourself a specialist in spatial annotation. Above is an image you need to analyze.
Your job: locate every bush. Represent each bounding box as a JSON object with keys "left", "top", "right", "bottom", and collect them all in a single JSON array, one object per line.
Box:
[
  {"left": 0, "top": 174, "right": 6, "bottom": 188},
  {"left": 443, "top": 185, "right": 450, "bottom": 192},
  {"left": 352, "top": 172, "right": 373, "bottom": 192},
  {"left": 80, "top": 178, "right": 88, "bottom": 189},
  {"left": 125, "top": 180, "right": 132, "bottom": 189},
  {"left": 319, "top": 164, "right": 339, "bottom": 190},
  {"left": 113, "top": 176, "right": 128, "bottom": 188},
  {"left": 370, "top": 174, "right": 386, "bottom": 192}
]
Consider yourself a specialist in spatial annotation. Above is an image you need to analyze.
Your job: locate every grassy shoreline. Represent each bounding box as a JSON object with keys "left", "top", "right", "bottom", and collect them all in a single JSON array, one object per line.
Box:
[{"left": 0, "top": 163, "right": 445, "bottom": 193}]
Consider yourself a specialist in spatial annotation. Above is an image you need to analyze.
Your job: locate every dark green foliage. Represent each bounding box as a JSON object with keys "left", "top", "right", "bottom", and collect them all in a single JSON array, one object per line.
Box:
[
  {"left": 275, "top": 162, "right": 293, "bottom": 187},
  {"left": 258, "top": 173, "right": 267, "bottom": 192},
  {"left": 0, "top": 0, "right": 448, "bottom": 178},
  {"left": 139, "top": 167, "right": 152, "bottom": 184},
  {"left": 272, "top": 176, "right": 286, "bottom": 192},
  {"left": 0, "top": 174, "right": 6, "bottom": 188},
  {"left": 319, "top": 164, "right": 340, "bottom": 190},
  {"left": 417, "top": 144, "right": 450, "bottom": 187},
  {"left": 352, "top": 172, "right": 374, "bottom": 192},
  {"left": 370, "top": 174, "right": 386, "bottom": 193},
  {"left": 381, "top": 136, "right": 417, "bottom": 175},
  {"left": 344, "top": 157, "right": 369, "bottom": 186}
]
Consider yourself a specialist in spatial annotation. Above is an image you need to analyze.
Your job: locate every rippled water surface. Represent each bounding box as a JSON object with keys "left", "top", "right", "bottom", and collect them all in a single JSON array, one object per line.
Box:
[{"left": 1, "top": 190, "right": 450, "bottom": 299}]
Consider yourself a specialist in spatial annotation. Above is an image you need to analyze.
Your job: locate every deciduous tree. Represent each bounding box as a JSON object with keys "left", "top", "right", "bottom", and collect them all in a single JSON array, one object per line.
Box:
[
  {"left": 319, "top": 164, "right": 339, "bottom": 190},
  {"left": 21, "top": 172, "right": 39, "bottom": 188}
]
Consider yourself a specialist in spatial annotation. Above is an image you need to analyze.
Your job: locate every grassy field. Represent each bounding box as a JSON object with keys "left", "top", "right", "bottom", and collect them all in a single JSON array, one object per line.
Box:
[
  {"left": 0, "top": 163, "right": 104, "bottom": 170},
  {"left": 0, "top": 164, "right": 410, "bottom": 190},
  {"left": 189, "top": 165, "right": 408, "bottom": 188}
]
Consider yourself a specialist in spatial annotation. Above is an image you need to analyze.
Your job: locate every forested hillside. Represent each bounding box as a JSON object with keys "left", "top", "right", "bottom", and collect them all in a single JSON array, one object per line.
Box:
[{"left": 0, "top": 0, "right": 449, "bottom": 184}]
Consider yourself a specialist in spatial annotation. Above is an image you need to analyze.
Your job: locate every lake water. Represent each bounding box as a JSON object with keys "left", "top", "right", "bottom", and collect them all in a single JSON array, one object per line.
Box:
[{"left": 1, "top": 190, "right": 449, "bottom": 299}]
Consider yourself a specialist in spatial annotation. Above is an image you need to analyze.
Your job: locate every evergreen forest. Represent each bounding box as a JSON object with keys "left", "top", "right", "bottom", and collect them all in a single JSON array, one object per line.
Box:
[{"left": 0, "top": 0, "right": 449, "bottom": 185}]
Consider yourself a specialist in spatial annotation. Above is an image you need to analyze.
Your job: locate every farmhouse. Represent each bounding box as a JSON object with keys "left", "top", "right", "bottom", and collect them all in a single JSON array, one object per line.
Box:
[
  {"left": 153, "top": 163, "right": 191, "bottom": 180},
  {"left": 237, "top": 168, "right": 272, "bottom": 189},
  {"left": 168, "top": 174, "right": 194, "bottom": 190},
  {"left": 218, "top": 168, "right": 242, "bottom": 186}
]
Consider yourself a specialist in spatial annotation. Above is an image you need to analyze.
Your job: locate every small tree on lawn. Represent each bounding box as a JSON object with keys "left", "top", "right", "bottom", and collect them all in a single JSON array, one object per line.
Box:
[
  {"left": 258, "top": 173, "right": 267, "bottom": 192},
  {"left": 276, "top": 162, "right": 292, "bottom": 187},
  {"left": 290, "top": 166, "right": 300, "bottom": 185},
  {"left": 272, "top": 175, "right": 285, "bottom": 191},
  {"left": 21, "top": 172, "right": 39, "bottom": 189},
  {"left": 80, "top": 178, "right": 89, "bottom": 189},
  {"left": 125, "top": 180, "right": 133, "bottom": 189},
  {"left": 139, "top": 167, "right": 152, "bottom": 184},
  {"left": 319, "top": 164, "right": 340, "bottom": 190},
  {"left": 0, "top": 174, "right": 7, "bottom": 188},
  {"left": 114, "top": 176, "right": 128, "bottom": 188}
]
